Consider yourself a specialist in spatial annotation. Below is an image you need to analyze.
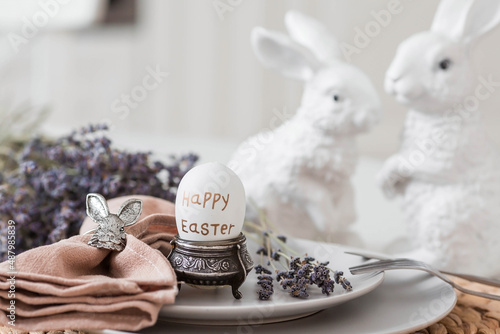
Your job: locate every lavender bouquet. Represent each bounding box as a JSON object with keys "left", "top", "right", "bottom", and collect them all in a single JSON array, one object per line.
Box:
[{"left": 0, "top": 124, "right": 198, "bottom": 260}]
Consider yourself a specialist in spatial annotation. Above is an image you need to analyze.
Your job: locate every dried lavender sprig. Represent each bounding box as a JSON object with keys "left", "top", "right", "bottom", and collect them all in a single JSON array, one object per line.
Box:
[
  {"left": 253, "top": 228, "right": 283, "bottom": 300},
  {"left": 255, "top": 256, "right": 276, "bottom": 300},
  {"left": 248, "top": 206, "right": 353, "bottom": 300},
  {"left": 256, "top": 274, "right": 274, "bottom": 300}
]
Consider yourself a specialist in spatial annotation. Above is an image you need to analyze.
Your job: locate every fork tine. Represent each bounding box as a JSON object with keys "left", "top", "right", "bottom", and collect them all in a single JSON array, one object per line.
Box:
[
  {"left": 350, "top": 259, "right": 435, "bottom": 275},
  {"left": 349, "top": 259, "right": 408, "bottom": 273},
  {"left": 349, "top": 262, "right": 388, "bottom": 275}
]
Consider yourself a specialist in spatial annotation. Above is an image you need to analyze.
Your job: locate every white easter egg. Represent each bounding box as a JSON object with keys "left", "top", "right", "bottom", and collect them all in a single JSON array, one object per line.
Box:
[{"left": 175, "top": 162, "right": 246, "bottom": 241}]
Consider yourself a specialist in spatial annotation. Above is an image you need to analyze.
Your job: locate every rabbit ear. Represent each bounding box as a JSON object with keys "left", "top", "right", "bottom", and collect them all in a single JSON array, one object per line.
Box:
[
  {"left": 117, "top": 198, "right": 143, "bottom": 226},
  {"left": 459, "top": 0, "right": 500, "bottom": 44},
  {"left": 251, "top": 26, "right": 319, "bottom": 81},
  {"left": 431, "top": 0, "right": 500, "bottom": 44},
  {"left": 86, "top": 193, "right": 110, "bottom": 222},
  {"left": 285, "top": 10, "right": 342, "bottom": 63},
  {"left": 431, "top": 0, "right": 472, "bottom": 40}
]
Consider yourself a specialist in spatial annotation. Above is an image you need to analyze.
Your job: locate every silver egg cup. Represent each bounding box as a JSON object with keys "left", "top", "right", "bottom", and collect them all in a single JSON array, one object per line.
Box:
[{"left": 167, "top": 233, "right": 254, "bottom": 299}]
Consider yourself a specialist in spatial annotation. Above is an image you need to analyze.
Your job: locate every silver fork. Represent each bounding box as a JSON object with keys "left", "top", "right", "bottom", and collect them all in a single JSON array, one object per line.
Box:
[
  {"left": 346, "top": 250, "right": 500, "bottom": 288},
  {"left": 349, "top": 258, "right": 500, "bottom": 301}
]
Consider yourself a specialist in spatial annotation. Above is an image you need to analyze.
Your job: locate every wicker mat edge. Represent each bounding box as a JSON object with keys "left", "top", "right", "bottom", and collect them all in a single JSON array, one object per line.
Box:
[{"left": 411, "top": 277, "right": 500, "bottom": 334}]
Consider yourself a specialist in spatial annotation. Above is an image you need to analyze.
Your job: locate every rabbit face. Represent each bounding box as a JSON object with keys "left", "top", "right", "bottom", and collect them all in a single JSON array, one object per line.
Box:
[
  {"left": 385, "top": 32, "right": 473, "bottom": 113},
  {"left": 86, "top": 193, "right": 143, "bottom": 251},
  {"left": 92, "top": 214, "right": 126, "bottom": 247},
  {"left": 299, "top": 63, "right": 381, "bottom": 135},
  {"left": 251, "top": 11, "right": 382, "bottom": 136}
]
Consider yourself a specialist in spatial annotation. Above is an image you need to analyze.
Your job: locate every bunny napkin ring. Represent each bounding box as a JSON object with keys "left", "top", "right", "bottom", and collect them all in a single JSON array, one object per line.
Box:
[{"left": 84, "top": 193, "right": 143, "bottom": 252}]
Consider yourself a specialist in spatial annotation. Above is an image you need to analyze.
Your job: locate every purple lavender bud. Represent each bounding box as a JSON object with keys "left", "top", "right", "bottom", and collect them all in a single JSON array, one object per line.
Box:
[
  {"left": 256, "top": 246, "right": 268, "bottom": 256},
  {"left": 340, "top": 278, "right": 352, "bottom": 291},
  {"left": 20, "top": 160, "right": 37, "bottom": 174},
  {"left": 256, "top": 273, "right": 274, "bottom": 300},
  {"left": 289, "top": 257, "right": 301, "bottom": 271},
  {"left": 14, "top": 212, "right": 30, "bottom": 224},
  {"left": 333, "top": 271, "right": 344, "bottom": 284},
  {"left": 255, "top": 265, "right": 272, "bottom": 275},
  {"left": 277, "top": 235, "right": 287, "bottom": 243},
  {"left": 304, "top": 256, "right": 315, "bottom": 263},
  {"left": 276, "top": 271, "right": 287, "bottom": 282}
]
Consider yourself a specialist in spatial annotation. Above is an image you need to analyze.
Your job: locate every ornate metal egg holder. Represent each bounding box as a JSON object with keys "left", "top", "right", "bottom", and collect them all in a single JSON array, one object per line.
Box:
[{"left": 167, "top": 233, "right": 253, "bottom": 299}]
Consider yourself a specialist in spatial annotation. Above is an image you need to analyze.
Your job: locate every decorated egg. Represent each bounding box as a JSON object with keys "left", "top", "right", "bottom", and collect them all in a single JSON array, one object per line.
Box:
[{"left": 175, "top": 162, "right": 246, "bottom": 241}]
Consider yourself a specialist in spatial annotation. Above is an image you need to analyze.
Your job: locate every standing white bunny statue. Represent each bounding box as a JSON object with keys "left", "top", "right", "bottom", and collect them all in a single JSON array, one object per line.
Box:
[
  {"left": 378, "top": 0, "right": 500, "bottom": 276},
  {"left": 228, "top": 11, "right": 381, "bottom": 243}
]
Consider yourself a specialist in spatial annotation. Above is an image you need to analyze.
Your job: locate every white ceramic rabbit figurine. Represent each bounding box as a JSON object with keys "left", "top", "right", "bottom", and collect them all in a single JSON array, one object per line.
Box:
[
  {"left": 228, "top": 11, "right": 381, "bottom": 243},
  {"left": 378, "top": 0, "right": 500, "bottom": 276}
]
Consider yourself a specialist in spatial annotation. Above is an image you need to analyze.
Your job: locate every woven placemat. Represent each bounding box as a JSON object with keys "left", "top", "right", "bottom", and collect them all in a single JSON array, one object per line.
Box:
[{"left": 412, "top": 277, "right": 500, "bottom": 334}]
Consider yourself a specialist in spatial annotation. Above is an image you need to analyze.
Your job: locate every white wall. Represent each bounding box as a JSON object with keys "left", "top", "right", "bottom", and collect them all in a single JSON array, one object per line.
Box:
[{"left": 2, "top": 0, "right": 500, "bottom": 159}]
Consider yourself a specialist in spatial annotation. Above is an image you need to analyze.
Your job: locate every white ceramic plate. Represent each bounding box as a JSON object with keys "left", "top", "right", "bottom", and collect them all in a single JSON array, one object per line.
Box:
[
  {"left": 97, "top": 239, "right": 457, "bottom": 334},
  {"left": 100, "top": 269, "right": 457, "bottom": 334},
  {"left": 159, "top": 238, "right": 385, "bottom": 325},
  {"left": 133, "top": 271, "right": 456, "bottom": 334}
]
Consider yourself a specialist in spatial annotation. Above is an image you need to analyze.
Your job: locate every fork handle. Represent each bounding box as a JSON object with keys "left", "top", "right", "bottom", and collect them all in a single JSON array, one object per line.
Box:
[
  {"left": 345, "top": 251, "right": 500, "bottom": 288},
  {"left": 440, "top": 271, "right": 500, "bottom": 288},
  {"left": 351, "top": 265, "right": 500, "bottom": 301}
]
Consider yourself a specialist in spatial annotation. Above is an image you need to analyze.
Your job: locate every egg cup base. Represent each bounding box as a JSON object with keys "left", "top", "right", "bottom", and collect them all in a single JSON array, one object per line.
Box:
[{"left": 167, "top": 233, "right": 254, "bottom": 299}]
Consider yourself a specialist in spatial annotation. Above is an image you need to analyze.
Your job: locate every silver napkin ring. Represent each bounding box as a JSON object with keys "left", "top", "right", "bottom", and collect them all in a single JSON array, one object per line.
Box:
[{"left": 84, "top": 193, "right": 143, "bottom": 252}]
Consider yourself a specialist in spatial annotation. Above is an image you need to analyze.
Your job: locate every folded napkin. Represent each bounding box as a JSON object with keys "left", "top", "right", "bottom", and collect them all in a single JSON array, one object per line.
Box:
[{"left": 0, "top": 195, "right": 178, "bottom": 332}]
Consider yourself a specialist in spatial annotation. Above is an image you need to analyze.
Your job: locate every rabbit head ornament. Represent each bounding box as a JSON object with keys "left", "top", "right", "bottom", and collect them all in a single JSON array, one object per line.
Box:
[
  {"left": 385, "top": 0, "right": 500, "bottom": 112},
  {"left": 252, "top": 12, "right": 381, "bottom": 135},
  {"left": 86, "top": 193, "right": 143, "bottom": 251},
  {"left": 378, "top": 0, "right": 500, "bottom": 276},
  {"left": 229, "top": 11, "right": 381, "bottom": 244}
]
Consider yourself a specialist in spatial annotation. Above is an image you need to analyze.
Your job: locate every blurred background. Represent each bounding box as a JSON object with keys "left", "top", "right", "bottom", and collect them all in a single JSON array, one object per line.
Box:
[
  {"left": 1, "top": 0, "right": 500, "bottom": 249},
  {"left": 1, "top": 0, "right": 500, "bottom": 158}
]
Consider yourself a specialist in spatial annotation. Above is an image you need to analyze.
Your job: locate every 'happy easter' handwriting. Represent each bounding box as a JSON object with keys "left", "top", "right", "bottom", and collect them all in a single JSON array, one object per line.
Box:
[
  {"left": 182, "top": 191, "right": 230, "bottom": 211},
  {"left": 180, "top": 220, "right": 235, "bottom": 236}
]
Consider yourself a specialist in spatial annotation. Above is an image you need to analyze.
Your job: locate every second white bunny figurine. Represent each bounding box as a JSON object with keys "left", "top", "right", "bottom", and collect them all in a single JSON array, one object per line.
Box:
[
  {"left": 229, "top": 11, "right": 381, "bottom": 243},
  {"left": 379, "top": 0, "right": 500, "bottom": 276}
]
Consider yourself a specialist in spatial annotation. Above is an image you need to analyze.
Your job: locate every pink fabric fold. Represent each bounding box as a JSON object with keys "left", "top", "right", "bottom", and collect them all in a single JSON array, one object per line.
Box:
[{"left": 0, "top": 195, "right": 178, "bottom": 332}]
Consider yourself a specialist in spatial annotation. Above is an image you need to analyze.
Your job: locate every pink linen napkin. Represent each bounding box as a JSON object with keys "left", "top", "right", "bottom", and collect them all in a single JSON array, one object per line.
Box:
[{"left": 0, "top": 195, "right": 178, "bottom": 332}]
